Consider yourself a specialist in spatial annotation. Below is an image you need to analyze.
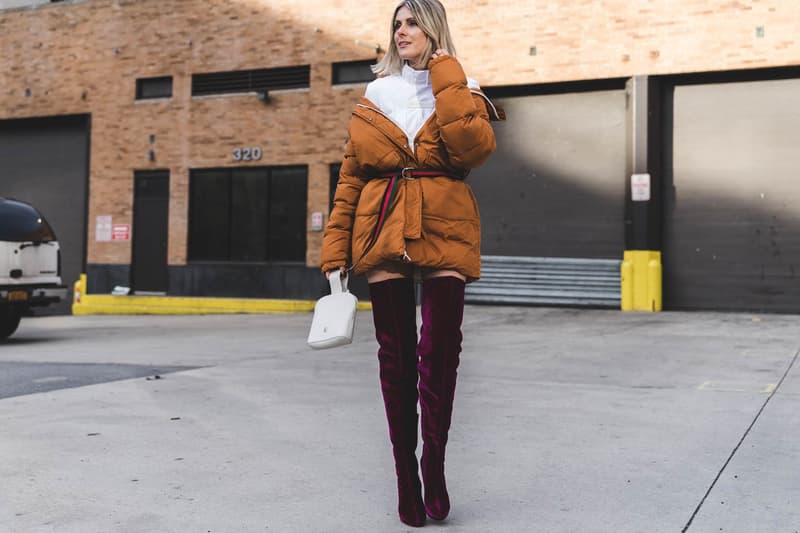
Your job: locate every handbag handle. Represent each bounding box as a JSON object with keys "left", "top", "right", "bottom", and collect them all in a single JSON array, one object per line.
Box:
[{"left": 329, "top": 269, "right": 349, "bottom": 294}]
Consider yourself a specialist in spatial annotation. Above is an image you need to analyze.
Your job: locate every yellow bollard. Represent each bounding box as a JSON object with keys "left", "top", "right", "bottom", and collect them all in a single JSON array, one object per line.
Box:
[
  {"left": 621, "top": 259, "right": 634, "bottom": 311},
  {"left": 621, "top": 251, "right": 662, "bottom": 312},
  {"left": 648, "top": 257, "right": 662, "bottom": 312},
  {"left": 72, "top": 273, "right": 87, "bottom": 314}
]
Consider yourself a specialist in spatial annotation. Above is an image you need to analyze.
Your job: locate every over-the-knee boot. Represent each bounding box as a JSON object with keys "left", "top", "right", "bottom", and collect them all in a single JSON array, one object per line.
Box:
[
  {"left": 417, "top": 276, "right": 465, "bottom": 520},
  {"left": 369, "top": 277, "right": 426, "bottom": 527}
]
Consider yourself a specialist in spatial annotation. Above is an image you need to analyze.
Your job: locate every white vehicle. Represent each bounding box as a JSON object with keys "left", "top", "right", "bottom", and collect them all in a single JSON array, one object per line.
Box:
[{"left": 0, "top": 197, "right": 68, "bottom": 340}]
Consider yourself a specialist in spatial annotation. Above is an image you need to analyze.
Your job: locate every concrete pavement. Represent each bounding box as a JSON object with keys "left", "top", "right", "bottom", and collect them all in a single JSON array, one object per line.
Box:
[{"left": 0, "top": 307, "right": 798, "bottom": 532}]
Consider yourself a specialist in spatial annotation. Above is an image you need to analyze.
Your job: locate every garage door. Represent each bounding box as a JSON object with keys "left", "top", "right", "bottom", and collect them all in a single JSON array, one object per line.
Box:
[
  {"left": 470, "top": 88, "right": 627, "bottom": 258},
  {"left": 465, "top": 87, "right": 626, "bottom": 306},
  {"left": 0, "top": 115, "right": 90, "bottom": 314},
  {"left": 664, "top": 77, "right": 800, "bottom": 312}
]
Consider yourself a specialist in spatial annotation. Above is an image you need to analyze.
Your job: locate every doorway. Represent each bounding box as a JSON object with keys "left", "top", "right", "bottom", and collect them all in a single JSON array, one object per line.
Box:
[{"left": 132, "top": 170, "right": 169, "bottom": 294}]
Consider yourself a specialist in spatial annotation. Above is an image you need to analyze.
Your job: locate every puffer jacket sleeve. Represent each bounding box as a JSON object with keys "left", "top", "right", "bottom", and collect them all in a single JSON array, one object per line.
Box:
[
  {"left": 429, "top": 55, "right": 496, "bottom": 169},
  {"left": 320, "top": 136, "right": 367, "bottom": 273}
]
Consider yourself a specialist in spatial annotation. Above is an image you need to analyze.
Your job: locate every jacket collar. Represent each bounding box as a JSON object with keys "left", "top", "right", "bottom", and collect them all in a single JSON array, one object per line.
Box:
[
  {"left": 401, "top": 63, "right": 430, "bottom": 87},
  {"left": 354, "top": 97, "right": 416, "bottom": 158}
]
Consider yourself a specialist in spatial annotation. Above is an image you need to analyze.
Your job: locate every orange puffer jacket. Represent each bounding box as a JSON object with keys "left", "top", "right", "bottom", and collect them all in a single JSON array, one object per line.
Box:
[{"left": 321, "top": 55, "right": 502, "bottom": 281}]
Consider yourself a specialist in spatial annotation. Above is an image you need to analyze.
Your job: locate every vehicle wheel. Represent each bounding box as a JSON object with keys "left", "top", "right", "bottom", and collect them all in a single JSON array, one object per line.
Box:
[{"left": 0, "top": 307, "right": 22, "bottom": 340}]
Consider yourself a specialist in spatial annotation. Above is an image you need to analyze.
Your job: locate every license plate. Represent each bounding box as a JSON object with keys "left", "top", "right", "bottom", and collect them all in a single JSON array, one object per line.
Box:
[{"left": 8, "top": 291, "right": 28, "bottom": 302}]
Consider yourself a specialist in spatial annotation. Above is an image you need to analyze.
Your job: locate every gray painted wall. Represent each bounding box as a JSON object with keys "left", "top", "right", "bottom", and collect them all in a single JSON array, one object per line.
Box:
[{"left": 664, "top": 77, "right": 800, "bottom": 312}]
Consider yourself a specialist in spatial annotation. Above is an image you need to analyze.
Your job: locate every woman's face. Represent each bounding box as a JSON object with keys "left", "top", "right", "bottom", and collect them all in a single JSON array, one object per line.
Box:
[{"left": 394, "top": 6, "right": 429, "bottom": 68}]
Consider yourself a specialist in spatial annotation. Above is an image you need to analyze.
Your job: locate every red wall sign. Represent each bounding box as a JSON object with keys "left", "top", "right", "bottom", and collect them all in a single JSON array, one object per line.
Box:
[{"left": 111, "top": 224, "right": 131, "bottom": 241}]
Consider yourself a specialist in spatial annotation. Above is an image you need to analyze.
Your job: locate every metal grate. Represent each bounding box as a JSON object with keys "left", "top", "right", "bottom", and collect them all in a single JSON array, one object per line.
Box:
[
  {"left": 465, "top": 255, "right": 621, "bottom": 308},
  {"left": 192, "top": 65, "right": 310, "bottom": 96}
]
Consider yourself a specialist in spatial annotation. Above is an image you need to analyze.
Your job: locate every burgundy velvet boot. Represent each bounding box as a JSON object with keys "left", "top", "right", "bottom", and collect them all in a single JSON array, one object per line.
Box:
[
  {"left": 369, "top": 278, "right": 426, "bottom": 528},
  {"left": 417, "top": 276, "right": 466, "bottom": 521}
]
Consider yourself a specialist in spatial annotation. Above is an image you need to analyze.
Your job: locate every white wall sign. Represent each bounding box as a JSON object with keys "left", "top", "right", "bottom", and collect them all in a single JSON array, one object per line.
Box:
[
  {"left": 631, "top": 173, "right": 651, "bottom": 202},
  {"left": 311, "top": 211, "right": 324, "bottom": 232},
  {"left": 96, "top": 215, "right": 112, "bottom": 242}
]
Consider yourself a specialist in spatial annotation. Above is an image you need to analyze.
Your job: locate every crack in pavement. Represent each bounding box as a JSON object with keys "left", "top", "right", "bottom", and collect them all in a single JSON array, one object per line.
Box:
[{"left": 682, "top": 346, "right": 800, "bottom": 532}]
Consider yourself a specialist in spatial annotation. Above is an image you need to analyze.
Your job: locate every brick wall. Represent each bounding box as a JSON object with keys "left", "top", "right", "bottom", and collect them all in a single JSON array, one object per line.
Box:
[{"left": 1, "top": 0, "right": 798, "bottom": 267}]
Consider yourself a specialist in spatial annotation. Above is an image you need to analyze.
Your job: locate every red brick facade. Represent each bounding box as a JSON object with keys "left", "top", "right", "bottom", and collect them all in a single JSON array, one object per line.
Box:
[{"left": 1, "top": 0, "right": 798, "bottom": 268}]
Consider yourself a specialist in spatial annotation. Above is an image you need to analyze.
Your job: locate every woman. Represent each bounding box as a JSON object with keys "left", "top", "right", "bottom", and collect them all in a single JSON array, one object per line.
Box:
[{"left": 321, "top": 0, "right": 503, "bottom": 526}]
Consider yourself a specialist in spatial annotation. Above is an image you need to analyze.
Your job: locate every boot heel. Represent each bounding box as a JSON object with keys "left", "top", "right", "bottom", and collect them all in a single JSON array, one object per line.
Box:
[
  {"left": 396, "top": 452, "right": 426, "bottom": 527},
  {"left": 421, "top": 446, "right": 450, "bottom": 520}
]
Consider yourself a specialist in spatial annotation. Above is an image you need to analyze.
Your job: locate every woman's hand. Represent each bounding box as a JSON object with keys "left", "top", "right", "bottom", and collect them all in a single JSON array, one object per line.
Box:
[
  {"left": 325, "top": 266, "right": 347, "bottom": 280},
  {"left": 430, "top": 48, "right": 449, "bottom": 62}
]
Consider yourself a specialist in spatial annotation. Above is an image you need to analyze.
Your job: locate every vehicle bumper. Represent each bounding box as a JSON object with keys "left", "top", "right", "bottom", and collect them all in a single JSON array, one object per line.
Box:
[{"left": 0, "top": 285, "right": 68, "bottom": 307}]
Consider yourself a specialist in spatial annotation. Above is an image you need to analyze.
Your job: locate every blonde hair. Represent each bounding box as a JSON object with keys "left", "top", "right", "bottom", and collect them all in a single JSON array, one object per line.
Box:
[{"left": 372, "top": 0, "right": 457, "bottom": 77}]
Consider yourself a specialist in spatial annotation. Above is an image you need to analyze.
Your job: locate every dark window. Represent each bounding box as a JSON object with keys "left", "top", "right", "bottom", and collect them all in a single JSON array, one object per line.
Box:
[
  {"left": 188, "top": 166, "right": 307, "bottom": 262},
  {"left": 269, "top": 166, "right": 307, "bottom": 261},
  {"left": 0, "top": 199, "right": 57, "bottom": 242},
  {"left": 192, "top": 66, "right": 310, "bottom": 96},
  {"left": 329, "top": 163, "right": 341, "bottom": 212},
  {"left": 136, "top": 76, "right": 173, "bottom": 100},
  {"left": 230, "top": 168, "right": 269, "bottom": 261},
  {"left": 188, "top": 170, "right": 229, "bottom": 261},
  {"left": 332, "top": 60, "right": 376, "bottom": 85}
]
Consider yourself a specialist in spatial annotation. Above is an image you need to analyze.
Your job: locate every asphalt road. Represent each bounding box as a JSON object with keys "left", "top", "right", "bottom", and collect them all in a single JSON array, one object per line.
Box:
[
  {"left": 0, "top": 309, "right": 798, "bottom": 533},
  {"left": 0, "top": 361, "right": 194, "bottom": 399}
]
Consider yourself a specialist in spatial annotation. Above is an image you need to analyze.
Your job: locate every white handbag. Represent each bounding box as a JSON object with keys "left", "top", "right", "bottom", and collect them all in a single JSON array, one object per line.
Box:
[{"left": 307, "top": 270, "right": 358, "bottom": 350}]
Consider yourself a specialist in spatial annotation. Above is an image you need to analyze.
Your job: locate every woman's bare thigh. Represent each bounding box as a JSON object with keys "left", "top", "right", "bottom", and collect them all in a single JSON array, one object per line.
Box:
[
  {"left": 366, "top": 268, "right": 410, "bottom": 284},
  {"left": 423, "top": 269, "right": 466, "bottom": 282}
]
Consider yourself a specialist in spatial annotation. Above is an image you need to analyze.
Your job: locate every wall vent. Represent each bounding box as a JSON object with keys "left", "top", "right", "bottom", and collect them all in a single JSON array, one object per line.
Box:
[{"left": 192, "top": 65, "right": 310, "bottom": 96}]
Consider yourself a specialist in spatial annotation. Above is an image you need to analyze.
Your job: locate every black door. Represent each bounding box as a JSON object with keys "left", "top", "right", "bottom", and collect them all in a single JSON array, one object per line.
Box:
[{"left": 132, "top": 171, "right": 169, "bottom": 293}]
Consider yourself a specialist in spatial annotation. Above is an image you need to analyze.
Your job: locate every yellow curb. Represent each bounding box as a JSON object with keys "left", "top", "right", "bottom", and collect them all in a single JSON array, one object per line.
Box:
[
  {"left": 70, "top": 273, "right": 371, "bottom": 315},
  {"left": 72, "top": 295, "right": 372, "bottom": 315}
]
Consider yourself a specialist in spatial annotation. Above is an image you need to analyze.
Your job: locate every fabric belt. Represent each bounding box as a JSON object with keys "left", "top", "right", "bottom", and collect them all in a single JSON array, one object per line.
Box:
[
  {"left": 357, "top": 168, "right": 465, "bottom": 270},
  {"left": 376, "top": 167, "right": 466, "bottom": 180},
  {"left": 370, "top": 168, "right": 463, "bottom": 243}
]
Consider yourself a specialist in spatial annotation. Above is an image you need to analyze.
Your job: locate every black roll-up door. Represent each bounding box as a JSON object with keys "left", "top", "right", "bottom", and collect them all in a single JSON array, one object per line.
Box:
[
  {"left": 471, "top": 88, "right": 626, "bottom": 258},
  {"left": 0, "top": 115, "right": 90, "bottom": 315},
  {"left": 663, "top": 77, "right": 800, "bottom": 312},
  {"left": 465, "top": 87, "right": 626, "bottom": 306}
]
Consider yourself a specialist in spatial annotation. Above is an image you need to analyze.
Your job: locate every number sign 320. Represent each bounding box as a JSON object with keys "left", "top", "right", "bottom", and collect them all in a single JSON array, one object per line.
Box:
[{"left": 232, "top": 147, "right": 263, "bottom": 162}]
